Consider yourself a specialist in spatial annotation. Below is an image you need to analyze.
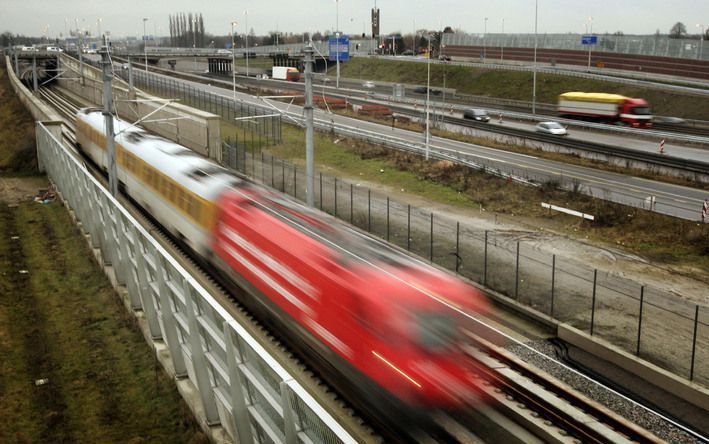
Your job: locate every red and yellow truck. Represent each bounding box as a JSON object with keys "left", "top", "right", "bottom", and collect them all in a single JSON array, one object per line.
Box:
[{"left": 557, "top": 92, "right": 652, "bottom": 128}]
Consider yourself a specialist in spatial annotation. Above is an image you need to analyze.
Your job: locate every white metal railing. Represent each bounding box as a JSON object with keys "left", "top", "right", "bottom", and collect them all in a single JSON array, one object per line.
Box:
[{"left": 35, "top": 122, "right": 356, "bottom": 444}]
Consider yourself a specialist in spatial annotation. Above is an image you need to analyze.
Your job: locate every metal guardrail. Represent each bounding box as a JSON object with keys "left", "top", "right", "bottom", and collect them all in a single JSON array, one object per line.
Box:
[{"left": 35, "top": 122, "right": 356, "bottom": 444}]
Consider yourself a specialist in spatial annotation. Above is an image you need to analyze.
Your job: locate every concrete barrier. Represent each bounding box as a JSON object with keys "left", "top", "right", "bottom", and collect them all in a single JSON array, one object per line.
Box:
[
  {"left": 57, "top": 54, "right": 221, "bottom": 161},
  {"left": 559, "top": 323, "right": 709, "bottom": 412}
]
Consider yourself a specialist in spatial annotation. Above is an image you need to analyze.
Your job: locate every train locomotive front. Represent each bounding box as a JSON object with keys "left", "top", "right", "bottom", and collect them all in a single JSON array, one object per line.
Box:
[{"left": 211, "top": 185, "right": 490, "bottom": 410}]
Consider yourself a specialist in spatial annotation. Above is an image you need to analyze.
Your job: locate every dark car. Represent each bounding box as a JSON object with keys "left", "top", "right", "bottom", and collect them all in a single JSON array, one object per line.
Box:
[
  {"left": 413, "top": 86, "right": 441, "bottom": 95},
  {"left": 463, "top": 109, "right": 490, "bottom": 122}
]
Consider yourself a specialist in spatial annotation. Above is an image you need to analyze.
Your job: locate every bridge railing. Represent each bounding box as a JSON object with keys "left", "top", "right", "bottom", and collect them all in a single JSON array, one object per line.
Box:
[{"left": 35, "top": 122, "right": 356, "bottom": 444}]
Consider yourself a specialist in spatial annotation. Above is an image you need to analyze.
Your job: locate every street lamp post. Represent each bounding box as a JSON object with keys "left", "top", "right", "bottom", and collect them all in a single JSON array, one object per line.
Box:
[
  {"left": 231, "top": 21, "right": 238, "bottom": 102},
  {"left": 483, "top": 17, "right": 488, "bottom": 62},
  {"left": 97, "top": 18, "right": 102, "bottom": 39},
  {"left": 501, "top": 18, "right": 505, "bottom": 62},
  {"left": 425, "top": 34, "right": 431, "bottom": 160},
  {"left": 532, "top": 0, "right": 538, "bottom": 114},
  {"left": 244, "top": 10, "right": 249, "bottom": 78},
  {"left": 192, "top": 18, "right": 197, "bottom": 72},
  {"left": 143, "top": 18, "right": 148, "bottom": 72},
  {"left": 335, "top": 0, "right": 340, "bottom": 89},
  {"left": 698, "top": 24, "right": 706, "bottom": 60},
  {"left": 587, "top": 17, "right": 593, "bottom": 70}
]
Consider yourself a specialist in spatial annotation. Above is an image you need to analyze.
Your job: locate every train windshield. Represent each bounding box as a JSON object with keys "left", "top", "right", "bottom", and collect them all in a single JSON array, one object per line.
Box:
[
  {"left": 632, "top": 107, "right": 651, "bottom": 115},
  {"left": 414, "top": 312, "right": 457, "bottom": 352}
]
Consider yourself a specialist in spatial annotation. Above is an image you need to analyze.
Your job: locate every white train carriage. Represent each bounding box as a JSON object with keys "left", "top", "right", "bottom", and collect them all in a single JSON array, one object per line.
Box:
[{"left": 75, "top": 108, "right": 239, "bottom": 256}]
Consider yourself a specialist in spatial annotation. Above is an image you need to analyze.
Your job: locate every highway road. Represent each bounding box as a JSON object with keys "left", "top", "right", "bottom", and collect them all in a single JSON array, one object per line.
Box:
[{"left": 130, "top": 67, "right": 709, "bottom": 222}]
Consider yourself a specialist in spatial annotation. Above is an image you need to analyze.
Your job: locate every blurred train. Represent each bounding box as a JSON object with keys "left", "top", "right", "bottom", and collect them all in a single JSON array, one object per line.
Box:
[{"left": 75, "top": 108, "right": 490, "bottom": 411}]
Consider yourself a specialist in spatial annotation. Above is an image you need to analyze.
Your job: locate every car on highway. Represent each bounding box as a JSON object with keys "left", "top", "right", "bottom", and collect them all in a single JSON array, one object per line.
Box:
[
  {"left": 20, "top": 46, "right": 38, "bottom": 52},
  {"left": 535, "top": 121, "right": 568, "bottom": 136},
  {"left": 413, "top": 86, "right": 441, "bottom": 95},
  {"left": 46, "top": 46, "right": 63, "bottom": 52},
  {"left": 362, "top": 80, "right": 376, "bottom": 89},
  {"left": 463, "top": 108, "right": 490, "bottom": 122}
]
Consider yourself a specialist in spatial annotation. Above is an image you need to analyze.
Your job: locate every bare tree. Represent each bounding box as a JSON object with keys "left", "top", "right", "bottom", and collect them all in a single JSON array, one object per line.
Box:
[{"left": 669, "top": 22, "right": 687, "bottom": 38}]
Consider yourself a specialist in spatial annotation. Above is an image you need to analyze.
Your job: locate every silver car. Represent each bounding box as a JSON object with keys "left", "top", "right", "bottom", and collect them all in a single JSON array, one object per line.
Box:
[{"left": 535, "top": 121, "right": 568, "bottom": 136}]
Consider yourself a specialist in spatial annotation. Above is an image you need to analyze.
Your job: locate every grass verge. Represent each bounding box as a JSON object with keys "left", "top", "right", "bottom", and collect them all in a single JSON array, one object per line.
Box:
[{"left": 0, "top": 57, "right": 205, "bottom": 443}]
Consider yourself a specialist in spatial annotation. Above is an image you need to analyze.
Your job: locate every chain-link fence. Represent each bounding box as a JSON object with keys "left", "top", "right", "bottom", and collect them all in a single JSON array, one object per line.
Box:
[{"left": 222, "top": 139, "right": 709, "bottom": 387}]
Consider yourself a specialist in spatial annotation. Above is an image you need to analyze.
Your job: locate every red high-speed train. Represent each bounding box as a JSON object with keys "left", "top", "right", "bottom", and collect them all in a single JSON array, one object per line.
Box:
[{"left": 75, "top": 108, "right": 490, "bottom": 411}]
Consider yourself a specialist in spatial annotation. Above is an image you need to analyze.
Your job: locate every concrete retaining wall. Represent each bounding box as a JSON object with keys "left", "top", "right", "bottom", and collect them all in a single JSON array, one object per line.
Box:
[
  {"left": 5, "top": 55, "right": 62, "bottom": 172},
  {"left": 57, "top": 54, "right": 221, "bottom": 161},
  {"left": 559, "top": 323, "right": 709, "bottom": 412}
]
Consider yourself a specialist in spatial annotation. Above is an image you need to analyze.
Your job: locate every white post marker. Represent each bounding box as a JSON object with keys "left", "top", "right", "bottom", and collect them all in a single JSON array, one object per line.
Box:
[
  {"left": 702, "top": 199, "right": 708, "bottom": 223},
  {"left": 659, "top": 138, "right": 665, "bottom": 154}
]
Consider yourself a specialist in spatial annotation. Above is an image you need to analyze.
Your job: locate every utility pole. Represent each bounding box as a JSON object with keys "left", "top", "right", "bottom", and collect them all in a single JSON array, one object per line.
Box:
[
  {"left": 100, "top": 35, "right": 118, "bottom": 197},
  {"left": 304, "top": 45, "right": 315, "bottom": 207}
]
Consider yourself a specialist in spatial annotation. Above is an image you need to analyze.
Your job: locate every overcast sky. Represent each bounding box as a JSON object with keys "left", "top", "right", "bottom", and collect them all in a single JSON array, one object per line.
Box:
[{"left": 2, "top": 0, "right": 708, "bottom": 39}]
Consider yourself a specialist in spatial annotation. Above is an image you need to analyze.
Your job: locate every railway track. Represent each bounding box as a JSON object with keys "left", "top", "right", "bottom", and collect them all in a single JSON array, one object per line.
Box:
[{"left": 37, "top": 85, "right": 696, "bottom": 443}]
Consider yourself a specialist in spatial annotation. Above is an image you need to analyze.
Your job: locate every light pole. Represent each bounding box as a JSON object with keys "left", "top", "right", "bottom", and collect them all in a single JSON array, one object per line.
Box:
[
  {"left": 335, "top": 0, "right": 340, "bottom": 89},
  {"left": 231, "top": 21, "right": 238, "bottom": 102},
  {"left": 425, "top": 34, "right": 431, "bottom": 160},
  {"left": 97, "top": 18, "right": 102, "bottom": 39},
  {"left": 586, "top": 17, "right": 593, "bottom": 70},
  {"left": 501, "top": 18, "right": 505, "bottom": 62},
  {"left": 532, "top": 0, "right": 538, "bottom": 114},
  {"left": 143, "top": 18, "right": 148, "bottom": 72},
  {"left": 483, "top": 17, "right": 488, "bottom": 62},
  {"left": 244, "top": 10, "right": 249, "bottom": 78},
  {"left": 698, "top": 24, "right": 706, "bottom": 60},
  {"left": 192, "top": 18, "right": 197, "bottom": 72}
]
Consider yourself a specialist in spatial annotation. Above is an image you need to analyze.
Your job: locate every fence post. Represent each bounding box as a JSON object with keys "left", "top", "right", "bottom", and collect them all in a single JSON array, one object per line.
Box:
[
  {"left": 319, "top": 173, "right": 323, "bottom": 210},
  {"left": 368, "top": 189, "right": 371, "bottom": 232},
  {"left": 350, "top": 183, "right": 354, "bottom": 224},
  {"left": 334, "top": 178, "right": 338, "bottom": 217},
  {"left": 261, "top": 151, "right": 265, "bottom": 181},
  {"left": 690, "top": 305, "right": 700, "bottom": 381},
  {"left": 430, "top": 213, "right": 434, "bottom": 262},
  {"left": 636, "top": 286, "right": 644, "bottom": 356},
  {"left": 550, "top": 254, "right": 556, "bottom": 317},
  {"left": 293, "top": 166, "right": 297, "bottom": 200},
  {"left": 281, "top": 161, "right": 285, "bottom": 192},
  {"left": 590, "top": 269, "right": 598, "bottom": 335},
  {"left": 455, "top": 222, "right": 460, "bottom": 273},
  {"left": 387, "top": 196, "right": 389, "bottom": 242},
  {"left": 407, "top": 204, "right": 411, "bottom": 251},
  {"left": 515, "top": 241, "right": 520, "bottom": 300},
  {"left": 483, "top": 230, "right": 488, "bottom": 286},
  {"left": 271, "top": 155, "right": 275, "bottom": 187}
]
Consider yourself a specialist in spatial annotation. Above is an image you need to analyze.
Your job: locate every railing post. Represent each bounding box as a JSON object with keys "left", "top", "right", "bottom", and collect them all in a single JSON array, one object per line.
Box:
[
  {"left": 224, "top": 321, "right": 254, "bottom": 444},
  {"left": 590, "top": 269, "right": 598, "bottom": 335},
  {"left": 350, "top": 183, "right": 354, "bottom": 224},
  {"left": 319, "top": 172, "right": 323, "bottom": 210},
  {"left": 280, "top": 381, "right": 298, "bottom": 444},
  {"left": 183, "top": 282, "right": 220, "bottom": 425}
]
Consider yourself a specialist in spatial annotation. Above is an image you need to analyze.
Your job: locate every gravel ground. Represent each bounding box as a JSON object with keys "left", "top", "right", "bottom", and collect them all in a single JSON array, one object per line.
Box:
[{"left": 505, "top": 340, "right": 706, "bottom": 444}]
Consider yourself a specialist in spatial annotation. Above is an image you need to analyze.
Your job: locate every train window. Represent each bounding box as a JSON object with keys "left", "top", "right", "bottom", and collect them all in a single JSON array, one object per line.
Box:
[{"left": 414, "top": 313, "right": 456, "bottom": 352}]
